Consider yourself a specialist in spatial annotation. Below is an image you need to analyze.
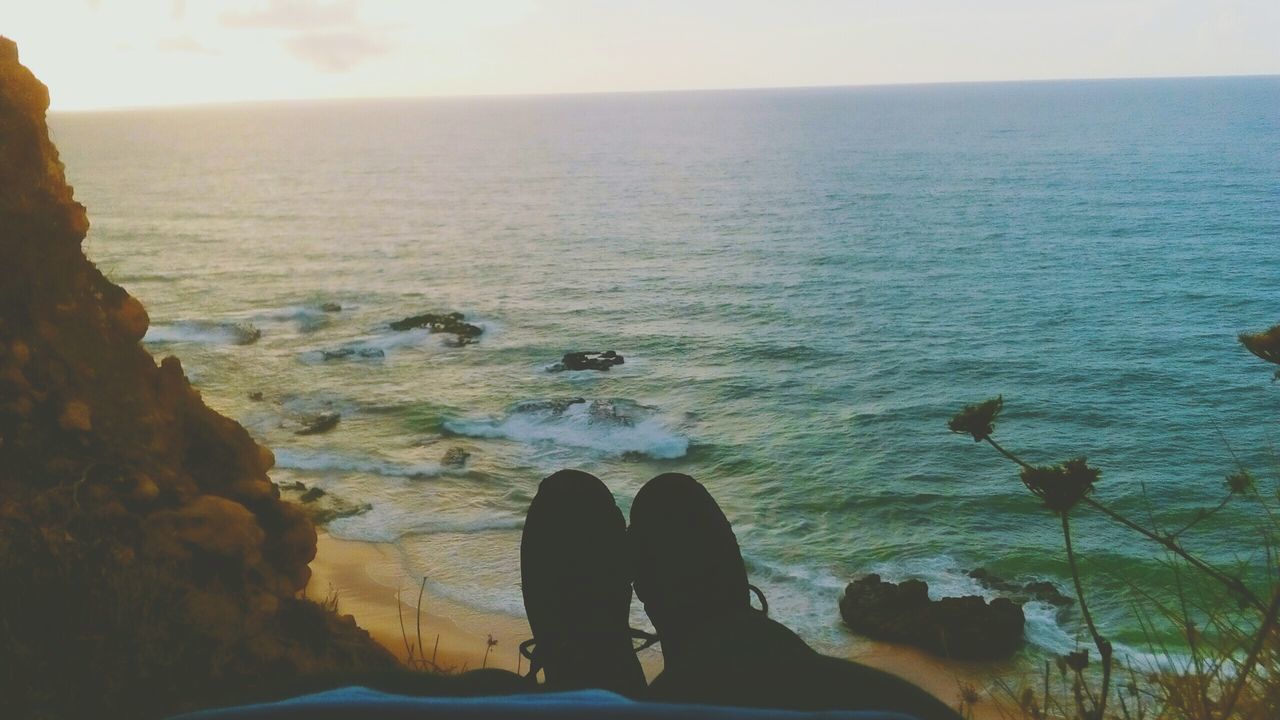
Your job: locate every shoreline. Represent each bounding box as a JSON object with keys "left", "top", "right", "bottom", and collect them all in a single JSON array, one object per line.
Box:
[
  {"left": 307, "top": 532, "right": 532, "bottom": 675},
  {"left": 308, "top": 531, "right": 1014, "bottom": 716}
]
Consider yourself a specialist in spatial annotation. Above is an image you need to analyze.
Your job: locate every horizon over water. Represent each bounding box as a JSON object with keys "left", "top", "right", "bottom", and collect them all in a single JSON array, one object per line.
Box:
[
  {"left": 49, "top": 76, "right": 1279, "bottom": 664},
  {"left": 49, "top": 71, "right": 1280, "bottom": 114}
]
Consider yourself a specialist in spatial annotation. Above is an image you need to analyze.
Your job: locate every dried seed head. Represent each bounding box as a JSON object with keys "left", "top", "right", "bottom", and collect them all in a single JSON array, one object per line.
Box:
[{"left": 949, "top": 396, "right": 1003, "bottom": 442}]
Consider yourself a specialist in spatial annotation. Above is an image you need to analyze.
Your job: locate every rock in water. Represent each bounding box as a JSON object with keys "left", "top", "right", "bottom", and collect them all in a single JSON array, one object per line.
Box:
[
  {"left": 513, "top": 397, "right": 588, "bottom": 414},
  {"left": 441, "top": 446, "right": 470, "bottom": 467},
  {"left": 388, "top": 311, "right": 483, "bottom": 341},
  {"left": 839, "top": 574, "right": 1025, "bottom": 661},
  {"left": 230, "top": 321, "right": 262, "bottom": 345},
  {"left": 0, "top": 37, "right": 393, "bottom": 719},
  {"left": 278, "top": 482, "right": 373, "bottom": 525},
  {"left": 295, "top": 411, "right": 341, "bottom": 435},
  {"left": 967, "top": 567, "right": 1074, "bottom": 608},
  {"left": 299, "top": 486, "right": 327, "bottom": 503},
  {"left": 320, "top": 346, "right": 385, "bottom": 361},
  {"left": 548, "top": 350, "right": 625, "bottom": 372}
]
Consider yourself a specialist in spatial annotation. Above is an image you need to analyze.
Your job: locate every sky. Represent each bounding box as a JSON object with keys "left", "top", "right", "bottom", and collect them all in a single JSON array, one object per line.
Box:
[{"left": 4, "top": 0, "right": 1279, "bottom": 111}]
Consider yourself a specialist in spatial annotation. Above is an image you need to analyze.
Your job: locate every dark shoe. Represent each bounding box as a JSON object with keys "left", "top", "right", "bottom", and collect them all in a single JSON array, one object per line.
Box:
[
  {"left": 627, "top": 473, "right": 768, "bottom": 668},
  {"left": 519, "top": 469, "right": 648, "bottom": 695},
  {"left": 628, "top": 474, "right": 961, "bottom": 719}
]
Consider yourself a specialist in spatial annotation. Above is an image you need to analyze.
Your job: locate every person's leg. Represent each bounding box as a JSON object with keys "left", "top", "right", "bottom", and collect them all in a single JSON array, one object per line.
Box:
[
  {"left": 519, "top": 469, "right": 648, "bottom": 696},
  {"left": 629, "top": 473, "right": 961, "bottom": 720}
]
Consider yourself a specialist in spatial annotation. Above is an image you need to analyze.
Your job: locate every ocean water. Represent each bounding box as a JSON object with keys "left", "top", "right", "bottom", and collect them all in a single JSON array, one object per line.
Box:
[{"left": 50, "top": 77, "right": 1280, "bottom": 661}]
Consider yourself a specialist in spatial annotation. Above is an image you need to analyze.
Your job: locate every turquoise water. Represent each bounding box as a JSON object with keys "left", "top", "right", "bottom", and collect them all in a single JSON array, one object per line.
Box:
[{"left": 50, "top": 77, "right": 1280, "bottom": 660}]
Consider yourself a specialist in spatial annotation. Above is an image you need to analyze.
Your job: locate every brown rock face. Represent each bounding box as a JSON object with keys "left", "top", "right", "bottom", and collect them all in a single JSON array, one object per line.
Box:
[
  {"left": 0, "top": 36, "right": 394, "bottom": 718},
  {"left": 839, "top": 574, "right": 1026, "bottom": 661},
  {"left": 0, "top": 31, "right": 312, "bottom": 617}
]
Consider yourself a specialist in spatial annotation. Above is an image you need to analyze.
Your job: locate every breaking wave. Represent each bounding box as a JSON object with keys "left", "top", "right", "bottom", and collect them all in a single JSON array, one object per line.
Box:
[
  {"left": 301, "top": 328, "right": 452, "bottom": 363},
  {"left": 443, "top": 398, "right": 689, "bottom": 459},
  {"left": 273, "top": 448, "right": 442, "bottom": 479},
  {"left": 144, "top": 319, "right": 262, "bottom": 346},
  {"left": 244, "top": 304, "right": 336, "bottom": 333}
]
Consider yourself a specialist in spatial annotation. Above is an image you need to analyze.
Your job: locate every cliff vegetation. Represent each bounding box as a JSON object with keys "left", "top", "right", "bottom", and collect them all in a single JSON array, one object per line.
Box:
[{"left": 0, "top": 37, "right": 396, "bottom": 720}]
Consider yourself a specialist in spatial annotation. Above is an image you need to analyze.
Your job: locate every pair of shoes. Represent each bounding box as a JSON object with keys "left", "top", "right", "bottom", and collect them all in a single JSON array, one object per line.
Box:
[{"left": 519, "top": 470, "right": 762, "bottom": 694}]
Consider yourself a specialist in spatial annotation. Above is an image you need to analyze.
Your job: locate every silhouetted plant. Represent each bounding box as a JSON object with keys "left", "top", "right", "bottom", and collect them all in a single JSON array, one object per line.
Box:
[
  {"left": 1225, "top": 470, "right": 1255, "bottom": 496},
  {"left": 948, "top": 323, "right": 1280, "bottom": 719},
  {"left": 948, "top": 396, "right": 1003, "bottom": 442},
  {"left": 483, "top": 634, "right": 498, "bottom": 669},
  {"left": 1238, "top": 325, "right": 1280, "bottom": 379},
  {"left": 396, "top": 577, "right": 453, "bottom": 674},
  {"left": 958, "top": 681, "right": 983, "bottom": 720},
  {"left": 1019, "top": 458, "right": 1102, "bottom": 515}
]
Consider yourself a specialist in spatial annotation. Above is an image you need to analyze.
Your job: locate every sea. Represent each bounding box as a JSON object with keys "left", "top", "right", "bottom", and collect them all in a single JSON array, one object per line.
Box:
[{"left": 49, "top": 76, "right": 1280, "bottom": 664}]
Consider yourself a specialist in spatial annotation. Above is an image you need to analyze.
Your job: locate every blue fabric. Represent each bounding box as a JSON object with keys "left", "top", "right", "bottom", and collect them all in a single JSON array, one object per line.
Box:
[{"left": 171, "top": 686, "right": 920, "bottom": 719}]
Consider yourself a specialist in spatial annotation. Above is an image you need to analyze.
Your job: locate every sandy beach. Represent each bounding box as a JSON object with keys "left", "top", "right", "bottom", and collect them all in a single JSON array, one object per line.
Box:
[
  {"left": 306, "top": 532, "right": 534, "bottom": 675},
  {"left": 308, "top": 531, "right": 1013, "bottom": 716}
]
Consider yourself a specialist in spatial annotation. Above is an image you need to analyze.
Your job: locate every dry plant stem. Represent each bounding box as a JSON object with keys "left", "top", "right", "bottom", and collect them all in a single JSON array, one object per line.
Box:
[
  {"left": 1170, "top": 565, "right": 1210, "bottom": 719},
  {"left": 1249, "top": 486, "right": 1279, "bottom": 531},
  {"left": 1043, "top": 659, "right": 1051, "bottom": 719},
  {"left": 983, "top": 437, "right": 1034, "bottom": 471},
  {"left": 1168, "top": 494, "right": 1232, "bottom": 539},
  {"left": 983, "top": 437, "right": 1264, "bottom": 612},
  {"left": 482, "top": 635, "right": 495, "bottom": 669},
  {"left": 1061, "top": 512, "right": 1112, "bottom": 720},
  {"left": 396, "top": 588, "right": 414, "bottom": 661},
  {"left": 1080, "top": 497, "right": 1263, "bottom": 612},
  {"left": 416, "top": 577, "right": 427, "bottom": 666},
  {"left": 1218, "top": 586, "right": 1280, "bottom": 720}
]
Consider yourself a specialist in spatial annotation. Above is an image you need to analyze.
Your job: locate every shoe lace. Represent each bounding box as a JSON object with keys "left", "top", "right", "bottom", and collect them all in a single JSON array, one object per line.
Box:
[
  {"left": 518, "top": 587, "right": 765, "bottom": 680},
  {"left": 517, "top": 638, "right": 542, "bottom": 680},
  {"left": 631, "top": 627, "right": 660, "bottom": 651},
  {"left": 518, "top": 628, "right": 659, "bottom": 681},
  {"left": 749, "top": 583, "right": 769, "bottom": 615}
]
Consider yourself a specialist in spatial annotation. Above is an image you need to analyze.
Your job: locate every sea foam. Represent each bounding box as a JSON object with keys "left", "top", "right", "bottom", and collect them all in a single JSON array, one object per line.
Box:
[
  {"left": 144, "top": 319, "right": 262, "bottom": 346},
  {"left": 444, "top": 398, "right": 689, "bottom": 460},
  {"left": 243, "top": 305, "right": 333, "bottom": 333},
  {"left": 329, "top": 506, "right": 523, "bottom": 543},
  {"left": 273, "top": 448, "right": 442, "bottom": 479}
]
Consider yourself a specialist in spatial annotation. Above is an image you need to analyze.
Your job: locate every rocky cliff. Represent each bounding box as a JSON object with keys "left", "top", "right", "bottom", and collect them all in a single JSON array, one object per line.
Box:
[{"left": 0, "top": 37, "right": 395, "bottom": 718}]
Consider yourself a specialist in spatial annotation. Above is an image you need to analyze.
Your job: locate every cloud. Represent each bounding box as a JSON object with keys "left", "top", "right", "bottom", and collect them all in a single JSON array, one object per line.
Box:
[
  {"left": 284, "top": 30, "right": 388, "bottom": 72},
  {"left": 220, "top": 0, "right": 390, "bottom": 74},
  {"left": 157, "top": 36, "right": 220, "bottom": 56},
  {"left": 220, "top": 0, "right": 360, "bottom": 30}
]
